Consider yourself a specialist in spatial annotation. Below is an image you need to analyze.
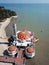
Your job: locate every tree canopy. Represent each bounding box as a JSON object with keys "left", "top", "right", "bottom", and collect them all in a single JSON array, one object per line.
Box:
[{"left": 0, "top": 6, "right": 16, "bottom": 22}]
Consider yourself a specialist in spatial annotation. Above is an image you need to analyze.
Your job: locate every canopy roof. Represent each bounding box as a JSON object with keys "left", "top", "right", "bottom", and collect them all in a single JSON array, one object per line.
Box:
[
  {"left": 17, "top": 30, "right": 30, "bottom": 40},
  {"left": 27, "top": 47, "right": 34, "bottom": 53},
  {"left": 8, "top": 46, "right": 16, "bottom": 52}
]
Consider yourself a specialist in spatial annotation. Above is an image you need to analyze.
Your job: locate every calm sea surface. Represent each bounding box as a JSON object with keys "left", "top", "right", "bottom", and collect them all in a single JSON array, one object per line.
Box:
[{"left": 0, "top": 4, "right": 49, "bottom": 65}]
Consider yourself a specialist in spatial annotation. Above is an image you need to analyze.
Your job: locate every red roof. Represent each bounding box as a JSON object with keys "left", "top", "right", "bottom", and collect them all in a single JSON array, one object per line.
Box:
[
  {"left": 27, "top": 47, "right": 34, "bottom": 53},
  {"left": 17, "top": 30, "right": 30, "bottom": 40},
  {"left": 8, "top": 46, "right": 16, "bottom": 52}
]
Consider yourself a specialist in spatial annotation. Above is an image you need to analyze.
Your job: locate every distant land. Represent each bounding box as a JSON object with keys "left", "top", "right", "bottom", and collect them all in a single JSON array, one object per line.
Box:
[{"left": 0, "top": 6, "right": 17, "bottom": 22}]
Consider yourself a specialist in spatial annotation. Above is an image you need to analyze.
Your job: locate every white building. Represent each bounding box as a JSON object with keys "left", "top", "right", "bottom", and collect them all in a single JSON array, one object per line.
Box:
[
  {"left": 24, "top": 47, "right": 35, "bottom": 58},
  {"left": 7, "top": 45, "right": 17, "bottom": 57}
]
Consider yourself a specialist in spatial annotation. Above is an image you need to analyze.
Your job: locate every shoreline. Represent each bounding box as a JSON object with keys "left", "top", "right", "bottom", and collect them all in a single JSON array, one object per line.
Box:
[
  {"left": 0, "top": 16, "right": 18, "bottom": 65},
  {"left": 0, "top": 16, "right": 18, "bottom": 43}
]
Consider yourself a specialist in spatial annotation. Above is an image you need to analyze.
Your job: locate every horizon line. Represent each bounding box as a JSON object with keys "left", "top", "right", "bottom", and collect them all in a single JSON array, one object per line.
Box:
[{"left": 0, "top": 2, "right": 49, "bottom": 4}]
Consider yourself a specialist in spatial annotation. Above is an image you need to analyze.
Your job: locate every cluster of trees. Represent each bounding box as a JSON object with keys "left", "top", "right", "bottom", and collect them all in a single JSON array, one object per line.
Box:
[{"left": 0, "top": 6, "right": 16, "bottom": 21}]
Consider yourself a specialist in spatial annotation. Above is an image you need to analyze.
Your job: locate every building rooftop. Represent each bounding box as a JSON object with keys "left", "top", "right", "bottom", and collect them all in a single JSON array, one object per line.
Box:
[
  {"left": 8, "top": 46, "right": 16, "bottom": 52},
  {"left": 17, "top": 30, "right": 30, "bottom": 40},
  {"left": 27, "top": 47, "right": 34, "bottom": 53}
]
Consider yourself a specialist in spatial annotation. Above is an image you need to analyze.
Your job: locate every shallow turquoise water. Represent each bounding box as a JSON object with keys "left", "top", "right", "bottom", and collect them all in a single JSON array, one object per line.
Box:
[{"left": 0, "top": 4, "right": 49, "bottom": 65}]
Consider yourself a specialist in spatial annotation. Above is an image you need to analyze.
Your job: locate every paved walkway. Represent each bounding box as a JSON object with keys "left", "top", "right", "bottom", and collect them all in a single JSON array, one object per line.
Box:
[{"left": 0, "top": 49, "right": 25, "bottom": 65}]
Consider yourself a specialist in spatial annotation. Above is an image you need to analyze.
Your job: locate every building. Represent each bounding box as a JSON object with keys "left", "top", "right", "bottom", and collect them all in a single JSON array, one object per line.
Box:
[
  {"left": 7, "top": 45, "right": 18, "bottom": 57},
  {"left": 24, "top": 47, "right": 35, "bottom": 58}
]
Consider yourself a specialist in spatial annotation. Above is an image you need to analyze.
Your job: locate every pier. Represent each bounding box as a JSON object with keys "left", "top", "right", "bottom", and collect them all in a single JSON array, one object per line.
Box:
[{"left": 0, "top": 49, "right": 25, "bottom": 65}]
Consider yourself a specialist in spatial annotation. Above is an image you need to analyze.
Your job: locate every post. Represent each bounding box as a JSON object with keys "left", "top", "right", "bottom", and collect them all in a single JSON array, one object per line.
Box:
[
  {"left": 13, "top": 23, "right": 17, "bottom": 36},
  {"left": 13, "top": 23, "right": 17, "bottom": 42}
]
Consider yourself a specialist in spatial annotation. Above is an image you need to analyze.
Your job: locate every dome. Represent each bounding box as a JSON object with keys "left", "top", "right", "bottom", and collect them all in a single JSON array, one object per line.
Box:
[
  {"left": 27, "top": 47, "right": 34, "bottom": 53},
  {"left": 8, "top": 46, "right": 16, "bottom": 52},
  {"left": 17, "top": 30, "right": 30, "bottom": 40}
]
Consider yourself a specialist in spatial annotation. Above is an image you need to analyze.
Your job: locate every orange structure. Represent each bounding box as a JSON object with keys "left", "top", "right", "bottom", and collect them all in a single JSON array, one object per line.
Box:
[
  {"left": 27, "top": 47, "right": 34, "bottom": 53},
  {"left": 8, "top": 46, "right": 16, "bottom": 52},
  {"left": 8, "top": 46, "right": 17, "bottom": 57},
  {"left": 17, "top": 30, "right": 30, "bottom": 40}
]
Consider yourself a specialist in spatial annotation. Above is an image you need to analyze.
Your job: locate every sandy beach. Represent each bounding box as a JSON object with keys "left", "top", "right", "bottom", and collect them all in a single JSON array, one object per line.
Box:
[
  {"left": 0, "top": 16, "right": 17, "bottom": 65},
  {"left": 0, "top": 16, "right": 18, "bottom": 43}
]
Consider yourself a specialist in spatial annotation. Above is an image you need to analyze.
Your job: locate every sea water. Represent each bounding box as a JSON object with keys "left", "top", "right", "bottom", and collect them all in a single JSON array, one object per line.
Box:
[{"left": 0, "top": 3, "right": 49, "bottom": 65}]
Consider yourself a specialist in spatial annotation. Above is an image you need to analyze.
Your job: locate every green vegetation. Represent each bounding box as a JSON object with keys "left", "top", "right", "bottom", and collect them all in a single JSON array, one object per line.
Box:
[{"left": 0, "top": 6, "right": 16, "bottom": 22}]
